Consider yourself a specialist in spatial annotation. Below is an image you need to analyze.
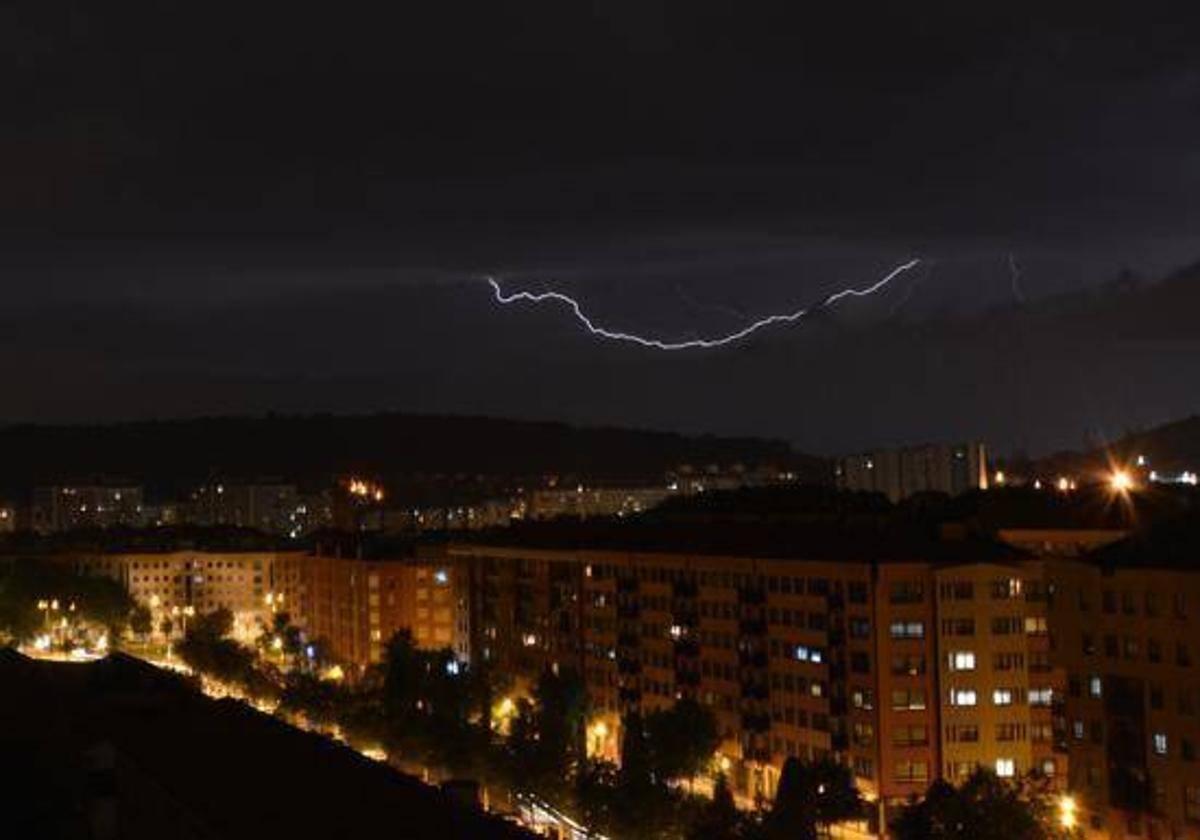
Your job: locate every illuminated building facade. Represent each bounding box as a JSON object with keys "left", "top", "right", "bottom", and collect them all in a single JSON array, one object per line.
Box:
[
  {"left": 72, "top": 550, "right": 303, "bottom": 641},
  {"left": 300, "top": 545, "right": 471, "bottom": 670},
  {"left": 450, "top": 534, "right": 1065, "bottom": 829}
]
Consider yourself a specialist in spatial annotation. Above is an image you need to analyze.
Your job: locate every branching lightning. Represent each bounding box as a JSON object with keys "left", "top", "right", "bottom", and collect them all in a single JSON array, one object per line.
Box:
[{"left": 485, "top": 258, "right": 921, "bottom": 351}]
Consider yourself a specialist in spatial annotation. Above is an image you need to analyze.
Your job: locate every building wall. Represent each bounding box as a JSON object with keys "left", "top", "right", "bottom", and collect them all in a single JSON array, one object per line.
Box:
[
  {"left": 1047, "top": 561, "right": 1200, "bottom": 839},
  {"left": 73, "top": 550, "right": 302, "bottom": 642},
  {"left": 450, "top": 541, "right": 1082, "bottom": 832},
  {"left": 300, "top": 551, "right": 470, "bottom": 671},
  {"left": 932, "top": 563, "right": 1064, "bottom": 788}
]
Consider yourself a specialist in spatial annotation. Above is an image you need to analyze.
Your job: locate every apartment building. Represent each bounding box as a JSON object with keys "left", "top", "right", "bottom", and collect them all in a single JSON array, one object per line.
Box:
[
  {"left": 1046, "top": 557, "right": 1200, "bottom": 838},
  {"left": 32, "top": 484, "right": 146, "bottom": 532},
  {"left": 835, "top": 442, "right": 989, "bottom": 502},
  {"left": 72, "top": 549, "right": 303, "bottom": 641},
  {"left": 450, "top": 525, "right": 1063, "bottom": 829},
  {"left": 301, "top": 545, "right": 471, "bottom": 671}
]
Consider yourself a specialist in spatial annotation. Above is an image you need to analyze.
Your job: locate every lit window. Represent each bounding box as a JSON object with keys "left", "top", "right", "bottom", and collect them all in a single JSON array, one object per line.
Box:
[
  {"left": 995, "top": 758, "right": 1016, "bottom": 778},
  {"left": 1153, "top": 733, "right": 1168, "bottom": 756},
  {"left": 993, "top": 688, "right": 1014, "bottom": 706},
  {"left": 950, "top": 688, "right": 977, "bottom": 707},
  {"left": 890, "top": 621, "right": 926, "bottom": 639},
  {"left": 1072, "top": 720, "right": 1084, "bottom": 740},
  {"left": 949, "top": 651, "right": 976, "bottom": 671},
  {"left": 1089, "top": 676, "right": 1102, "bottom": 698},
  {"left": 1029, "top": 688, "right": 1054, "bottom": 706}
]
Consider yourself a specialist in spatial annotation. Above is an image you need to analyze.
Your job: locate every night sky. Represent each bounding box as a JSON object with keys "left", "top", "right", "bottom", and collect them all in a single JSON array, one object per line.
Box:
[{"left": 3, "top": 3, "right": 1199, "bottom": 454}]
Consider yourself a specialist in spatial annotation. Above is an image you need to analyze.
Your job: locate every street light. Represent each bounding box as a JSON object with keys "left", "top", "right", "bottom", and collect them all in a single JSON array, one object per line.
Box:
[
  {"left": 1058, "top": 794, "right": 1078, "bottom": 830},
  {"left": 1109, "top": 469, "right": 1134, "bottom": 493}
]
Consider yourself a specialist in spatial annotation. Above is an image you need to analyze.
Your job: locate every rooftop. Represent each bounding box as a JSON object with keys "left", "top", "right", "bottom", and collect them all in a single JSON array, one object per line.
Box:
[{"left": 0, "top": 650, "right": 531, "bottom": 840}]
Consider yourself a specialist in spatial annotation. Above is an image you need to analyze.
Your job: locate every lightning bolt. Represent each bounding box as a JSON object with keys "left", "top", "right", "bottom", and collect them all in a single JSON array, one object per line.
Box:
[
  {"left": 485, "top": 258, "right": 921, "bottom": 351},
  {"left": 1007, "top": 253, "right": 1027, "bottom": 304}
]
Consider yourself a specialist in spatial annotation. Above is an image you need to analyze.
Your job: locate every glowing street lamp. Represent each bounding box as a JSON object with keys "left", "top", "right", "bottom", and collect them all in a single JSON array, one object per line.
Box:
[
  {"left": 1109, "top": 469, "right": 1135, "bottom": 493},
  {"left": 1058, "top": 794, "right": 1078, "bottom": 829}
]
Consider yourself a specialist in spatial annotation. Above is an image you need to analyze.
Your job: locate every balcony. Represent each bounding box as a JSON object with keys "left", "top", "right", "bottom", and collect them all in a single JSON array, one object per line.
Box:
[
  {"left": 616, "top": 577, "right": 638, "bottom": 593},
  {"left": 673, "top": 638, "right": 700, "bottom": 658},
  {"left": 616, "top": 603, "right": 640, "bottom": 619},
  {"left": 738, "top": 618, "right": 767, "bottom": 636},
  {"left": 740, "top": 681, "right": 769, "bottom": 700},
  {"left": 738, "top": 650, "right": 768, "bottom": 669},
  {"left": 617, "top": 658, "right": 643, "bottom": 675},
  {"left": 672, "top": 579, "right": 698, "bottom": 599},
  {"left": 738, "top": 587, "right": 766, "bottom": 606},
  {"left": 741, "top": 712, "right": 771, "bottom": 732},
  {"left": 676, "top": 669, "right": 701, "bottom": 687},
  {"left": 616, "top": 632, "right": 640, "bottom": 649}
]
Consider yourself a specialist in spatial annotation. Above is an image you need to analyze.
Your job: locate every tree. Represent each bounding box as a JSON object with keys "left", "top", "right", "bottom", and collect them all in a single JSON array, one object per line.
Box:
[
  {"left": 130, "top": 605, "right": 153, "bottom": 641},
  {"left": 687, "top": 773, "right": 743, "bottom": 840},
  {"left": 645, "top": 698, "right": 720, "bottom": 784},
  {"left": 191, "top": 606, "right": 233, "bottom": 640},
  {"left": 891, "top": 769, "right": 1077, "bottom": 840},
  {"left": 531, "top": 665, "right": 590, "bottom": 778},
  {"left": 764, "top": 755, "right": 862, "bottom": 840},
  {"left": 618, "top": 712, "right": 653, "bottom": 794}
]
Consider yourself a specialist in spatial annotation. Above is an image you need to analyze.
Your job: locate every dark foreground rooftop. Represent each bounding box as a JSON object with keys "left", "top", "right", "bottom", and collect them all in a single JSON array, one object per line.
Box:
[{"left": 0, "top": 650, "right": 531, "bottom": 840}]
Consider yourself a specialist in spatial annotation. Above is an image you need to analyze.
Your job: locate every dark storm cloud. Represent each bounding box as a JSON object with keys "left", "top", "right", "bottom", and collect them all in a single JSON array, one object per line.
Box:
[{"left": 2, "top": 2, "right": 1199, "bottom": 451}]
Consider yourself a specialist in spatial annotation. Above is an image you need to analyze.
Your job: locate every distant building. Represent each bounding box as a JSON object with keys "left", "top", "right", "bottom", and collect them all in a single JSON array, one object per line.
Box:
[
  {"left": 31, "top": 484, "right": 145, "bottom": 533},
  {"left": 184, "top": 482, "right": 326, "bottom": 537},
  {"left": 525, "top": 485, "right": 673, "bottom": 520},
  {"left": 835, "top": 442, "right": 988, "bottom": 502}
]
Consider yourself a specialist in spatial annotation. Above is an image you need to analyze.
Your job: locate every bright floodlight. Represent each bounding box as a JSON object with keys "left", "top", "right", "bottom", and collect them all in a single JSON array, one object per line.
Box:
[{"left": 1109, "top": 470, "right": 1134, "bottom": 492}]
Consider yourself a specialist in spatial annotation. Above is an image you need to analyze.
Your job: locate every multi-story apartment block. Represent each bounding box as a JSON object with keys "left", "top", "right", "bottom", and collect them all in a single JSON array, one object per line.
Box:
[
  {"left": 301, "top": 544, "right": 471, "bottom": 671},
  {"left": 32, "top": 484, "right": 146, "bottom": 532},
  {"left": 525, "top": 486, "right": 673, "bottom": 521},
  {"left": 1046, "top": 555, "right": 1200, "bottom": 838},
  {"left": 835, "top": 442, "right": 989, "bottom": 502},
  {"left": 71, "top": 549, "right": 302, "bottom": 641},
  {"left": 450, "top": 526, "right": 1065, "bottom": 830},
  {"left": 185, "top": 482, "right": 306, "bottom": 536}
]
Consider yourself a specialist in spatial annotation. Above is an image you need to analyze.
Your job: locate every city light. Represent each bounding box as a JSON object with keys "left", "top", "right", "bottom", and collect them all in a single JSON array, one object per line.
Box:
[
  {"left": 346, "top": 477, "right": 385, "bottom": 503},
  {"left": 1109, "top": 469, "right": 1134, "bottom": 493},
  {"left": 1058, "top": 794, "right": 1078, "bottom": 829}
]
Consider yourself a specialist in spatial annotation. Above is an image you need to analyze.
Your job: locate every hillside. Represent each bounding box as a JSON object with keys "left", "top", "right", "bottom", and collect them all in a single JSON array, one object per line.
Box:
[
  {"left": 1027, "top": 414, "right": 1200, "bottom": 479},
  {"left": 0, "top": 413, "right": 820, "bottom": 501}
]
